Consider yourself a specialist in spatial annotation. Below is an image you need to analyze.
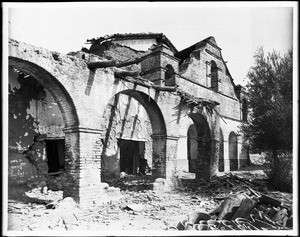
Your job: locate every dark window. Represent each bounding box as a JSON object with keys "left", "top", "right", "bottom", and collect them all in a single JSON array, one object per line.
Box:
[
  {"left": 45, "top": 139, "right": 65, "bottom": 173},
  {"left": 211, "top": 61, "right": 218, "bottom": 92},
  {"left": 164, "top": 64, "right": 175, "bottom": 86}
]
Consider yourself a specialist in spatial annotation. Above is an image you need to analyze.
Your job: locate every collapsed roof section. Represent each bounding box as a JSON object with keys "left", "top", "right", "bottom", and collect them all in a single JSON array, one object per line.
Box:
[
  {"left": 86, "top": 32, "right": 178, "bottom": 54},
  {"left": 84, "top": 33, "right": 240, "bottom": 97}
]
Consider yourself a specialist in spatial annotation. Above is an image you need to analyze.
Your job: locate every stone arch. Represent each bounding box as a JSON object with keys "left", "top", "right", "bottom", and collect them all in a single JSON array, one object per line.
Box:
[
  {"left": 229, "top": 131, "right": 238, "bottom": 171},
  {"left": 188, "top": 113, "right": 211, "bottom": 179},
  {"left": 9, "top": 57, "right": 79, "bottom": 128},
  {"left": 210, "top": 60, "right": 218, "bottom": 92},
  {"left": 218, "top": 128, "right": 224, "bottom": 172},
  {"left": 101, "top": 89, "right": 167, "bottom": 180}
]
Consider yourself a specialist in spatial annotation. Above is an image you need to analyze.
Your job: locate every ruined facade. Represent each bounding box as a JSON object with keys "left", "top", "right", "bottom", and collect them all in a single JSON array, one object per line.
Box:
[{"left": 8, "top": 33, "right": 249, "bottom": 206}]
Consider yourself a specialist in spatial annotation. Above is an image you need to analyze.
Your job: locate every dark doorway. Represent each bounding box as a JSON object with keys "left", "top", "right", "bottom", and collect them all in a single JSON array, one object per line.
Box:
[
  {"left": 229, "top": 132, "right": 238, "bottom": 171},
  {"left": 188, "top": 113, "right": 211, "bottom": 179},
  {"left": 187, "top": 124, "right": 198, "bottom": 173},
  {"left": 218, "top": 129, "right": 224, "bottom": 172},
  {"left": 45, "top": 139, "right": 65, "bottom": 173},
  {"left": 118, "top": 139, "right": 146, "bottom": 175}
]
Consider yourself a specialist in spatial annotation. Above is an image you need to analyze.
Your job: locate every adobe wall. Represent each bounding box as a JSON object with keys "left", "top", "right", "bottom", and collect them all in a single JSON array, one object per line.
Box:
[{"left": 8, "top": 36, "right": 249, "bottom": 206}]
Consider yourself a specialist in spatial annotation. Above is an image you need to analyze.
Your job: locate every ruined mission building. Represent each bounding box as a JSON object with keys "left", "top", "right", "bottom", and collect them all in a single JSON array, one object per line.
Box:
[{"left": 8, "top": 33, "right": 249, "bottom": 206}]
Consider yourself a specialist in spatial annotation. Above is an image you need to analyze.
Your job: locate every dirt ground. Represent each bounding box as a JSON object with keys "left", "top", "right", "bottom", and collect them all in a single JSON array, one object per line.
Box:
[{"left": 4, "top": 167, "right": 294, "bottom": 235}]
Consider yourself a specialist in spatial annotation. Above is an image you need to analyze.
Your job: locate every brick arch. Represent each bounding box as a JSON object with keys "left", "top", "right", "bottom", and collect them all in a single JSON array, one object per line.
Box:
[
  {"left": 101, "top": 89, "right": 167, "bottom": 178},
  {"left": 9, "top": 57, "right": 79, "bottom": 128},
  {"left": 119, "top": 90, "right": 166, "bottom": 136}
]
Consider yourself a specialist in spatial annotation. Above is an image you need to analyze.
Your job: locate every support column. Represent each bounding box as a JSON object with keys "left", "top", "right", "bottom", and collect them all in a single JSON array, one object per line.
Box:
[
  {"left": 63, "top": 126, "right": 104, "bottom": 208},
  {"left": 223, "top": 140, "right": 230, "bottom": 172},
  {"left": 196, "top": 136, "right": 211, "bottom": 179},
  {"left": 176, "top": 135, "right": 189, "bottom": 172},
  {"left": 151, "top": 134, "right": 167, "bottom": 178},
  {"left": 151, "top": 134, "right": 180, "bottom": 191},
  {"left": 165, "top": 136, "right": 180, "bottom": 190},
  {"left": 210, "top": 112, "right": 220, "bottom": 177},
  {"left": 210, "top": 138, "right": 220, "bottom": 177}
]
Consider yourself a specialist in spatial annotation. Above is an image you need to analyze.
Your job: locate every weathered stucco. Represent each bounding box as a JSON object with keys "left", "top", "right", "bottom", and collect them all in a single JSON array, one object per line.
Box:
[{"left": 8, "top": 33, "right": 249, "bottom": 207}]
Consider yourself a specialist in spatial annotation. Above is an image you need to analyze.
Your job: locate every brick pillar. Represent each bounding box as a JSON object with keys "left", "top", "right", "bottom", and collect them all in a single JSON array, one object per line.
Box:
[
  {"left": 165, "top": 136, "right": 179, "bottom": 190},
  {"left": 223, "top": 140, "right": 230, "bottom": 172},
  {"left": 195, "top": 136, "right": 211, "bottom": 179},
  {"left": 151, "top": 134, "right": 180, "bottom": 190},
  {"left": 210, "top": 139, "right": 220, "bottom": 177},
  {"left": 151, "top": 134, "right": 167, "bottom": 178},
  {"left": 63, "top": 127, "right": 104, "bottom": 208},
  {"left": 210, "top": 112, "right": 220, "bottom": 177}
]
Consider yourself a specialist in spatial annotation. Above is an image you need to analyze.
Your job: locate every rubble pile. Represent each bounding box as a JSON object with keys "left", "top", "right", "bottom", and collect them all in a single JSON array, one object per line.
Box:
[
  {"left": 7, "top": 172, "right": 293, "bottom": 232},
  {"left": 170, "top": 173, "right": 293, "bottom": 231}
]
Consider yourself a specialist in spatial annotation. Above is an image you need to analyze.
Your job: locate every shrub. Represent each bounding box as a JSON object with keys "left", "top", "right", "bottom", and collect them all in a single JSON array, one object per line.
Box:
[{"left": 265, "top": 151, "right": 293, "bottom": 193}]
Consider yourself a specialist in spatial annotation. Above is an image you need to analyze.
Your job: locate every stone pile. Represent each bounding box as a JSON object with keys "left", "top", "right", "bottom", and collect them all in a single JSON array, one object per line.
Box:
[{"left": 169, "top": 191, "right": 293, "bottom": 231}]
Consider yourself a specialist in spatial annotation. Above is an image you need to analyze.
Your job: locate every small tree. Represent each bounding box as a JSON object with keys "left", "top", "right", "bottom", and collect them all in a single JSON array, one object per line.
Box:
[{"left": 242, "top": 47, "right": 293, "bottom": 191}]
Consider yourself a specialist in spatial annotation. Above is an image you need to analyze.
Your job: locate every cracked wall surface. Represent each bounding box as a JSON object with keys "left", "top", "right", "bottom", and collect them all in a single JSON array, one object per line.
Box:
[
  {"left": 8, "top": 33, "right": 249, "bottom": 205},
  {"left": 9, "top": 67, "right": 64, "bottom": 186}
]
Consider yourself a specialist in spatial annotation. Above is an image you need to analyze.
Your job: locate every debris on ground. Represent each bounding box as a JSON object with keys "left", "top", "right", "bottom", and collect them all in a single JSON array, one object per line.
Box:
[
  {"left": 6, "top": 171, "right": 293, "bottom": 232},
  {"left": 168, "top": 172, "right": 293, "bottom": 231}
]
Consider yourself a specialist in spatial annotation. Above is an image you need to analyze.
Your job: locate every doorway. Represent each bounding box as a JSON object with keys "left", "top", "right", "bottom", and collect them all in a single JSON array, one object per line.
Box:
[
  {"left": 187, "top": 124, "right": 198, "bottom": 173},
  {"left": 118, "top": 139, "right": 146, "bottom": 175},
  {"left": 45, "top": 139, "right": 65, "bottom": 173}
]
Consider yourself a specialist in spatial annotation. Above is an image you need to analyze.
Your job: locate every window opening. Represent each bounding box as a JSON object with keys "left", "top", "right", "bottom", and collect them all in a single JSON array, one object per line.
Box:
[
  {"left": 164, "top": 64, "right": 175, "bottom": 86},
  {"left": 118, "top": 139, "right": 148, "bottom": 175},
  {"left": 211, "top": 61, "right": 218, "bottom": 92},
  {"left": 45, "top": 139, "right": 65, "bottom": 174}
]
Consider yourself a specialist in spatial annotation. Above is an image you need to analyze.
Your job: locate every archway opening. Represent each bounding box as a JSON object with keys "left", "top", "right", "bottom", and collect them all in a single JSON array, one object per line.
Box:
[
  {"left": 229, "top": 132, "right": 238, "bottom": 171},
  {"left": 8, "top": 58, "right": 78, "bottom": 190},
  {"left": 188, "top": 113, "right": 211, "bottom": 179},
  {"left": 187, "top": 124, "right": 198, "bottom": 173},
  {"left": 218, "top": 129, "right": 224, "bottom": 172},
  {"left": 101, "top": 90, "right": 166, "bottom": 181}
]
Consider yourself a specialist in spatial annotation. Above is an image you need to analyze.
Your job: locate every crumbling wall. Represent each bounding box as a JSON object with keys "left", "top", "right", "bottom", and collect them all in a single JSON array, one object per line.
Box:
[{"left": 9, "top": 67, "right": 64, "bottom": 186}]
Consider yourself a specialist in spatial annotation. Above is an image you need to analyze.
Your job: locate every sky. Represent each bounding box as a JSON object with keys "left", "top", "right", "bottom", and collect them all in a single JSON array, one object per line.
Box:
[{"left": 3, "top": 2, "right": 297, "bottom": 86}]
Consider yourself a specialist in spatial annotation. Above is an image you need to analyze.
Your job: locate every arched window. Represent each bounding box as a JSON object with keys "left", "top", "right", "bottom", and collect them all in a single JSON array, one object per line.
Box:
[
  {"left": 164, "top": 64, "right": 175, "bottom": 86},
  {"left": 210, "top": 60, "right": 218, "bottom": 92},
  {"left": 242, "top": 98, "right": 248, "bottom": 121}
]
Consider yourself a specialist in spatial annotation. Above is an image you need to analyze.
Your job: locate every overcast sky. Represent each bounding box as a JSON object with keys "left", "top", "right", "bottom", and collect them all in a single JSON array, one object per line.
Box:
[{"left": 4, "top": 2, "right": 296, "bottom": 86}]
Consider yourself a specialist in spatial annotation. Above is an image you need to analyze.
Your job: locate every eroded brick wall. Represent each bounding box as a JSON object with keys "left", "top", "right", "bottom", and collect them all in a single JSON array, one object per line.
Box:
[{"left": 8, "top": 67, "right": 64, "bottom": 186}]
